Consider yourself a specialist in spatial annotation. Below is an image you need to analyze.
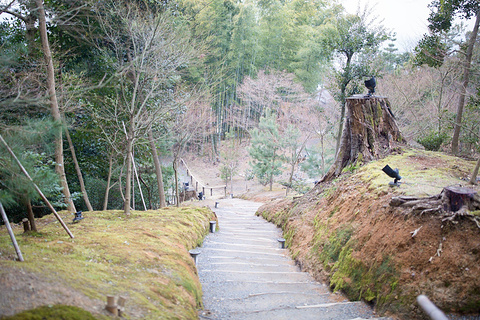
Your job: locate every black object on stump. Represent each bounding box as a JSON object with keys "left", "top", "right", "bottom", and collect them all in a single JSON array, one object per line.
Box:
[{"left": 364, "top": 76, "right": 376, "bottom": 96}]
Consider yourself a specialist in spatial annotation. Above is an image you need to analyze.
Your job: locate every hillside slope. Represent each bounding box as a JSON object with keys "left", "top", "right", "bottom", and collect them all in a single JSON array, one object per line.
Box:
[{"left": 257, "top": 148, "right": 480, "bottom": 319}]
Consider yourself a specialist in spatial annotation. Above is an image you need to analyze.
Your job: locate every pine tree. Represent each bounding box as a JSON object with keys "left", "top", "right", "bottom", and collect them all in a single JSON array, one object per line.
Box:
[
  {"left": 248, "top": 109, "right": 283, "bottom": 191},
  {"left": 0, "top": 120, "right": 65, "bottom": 231}
]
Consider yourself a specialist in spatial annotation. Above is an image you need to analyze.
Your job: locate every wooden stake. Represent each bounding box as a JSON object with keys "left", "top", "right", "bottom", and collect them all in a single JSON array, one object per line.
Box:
[
  {"left": 22, "top": 218, "right": 30, "bottom": 233},
  {"left": 0, "top": 202, "right": 24, "bottom": 262},
  {"left": 131, "top": 153, "right": 147, "bottom": 210},
  {"left": 105, "top": 295, "right": 118, "bottom": 315},
  {"left": 0, "top": 134, "right": 74, "bottom": 238}
]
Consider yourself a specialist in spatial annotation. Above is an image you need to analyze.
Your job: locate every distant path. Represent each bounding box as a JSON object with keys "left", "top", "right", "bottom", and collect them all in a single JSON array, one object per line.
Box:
[{"left": 197, "top": 198, "right": 389, "bottom": 320}]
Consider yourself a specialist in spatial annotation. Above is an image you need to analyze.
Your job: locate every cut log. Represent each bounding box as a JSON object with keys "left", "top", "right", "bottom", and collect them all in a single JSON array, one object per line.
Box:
[{"left": 322, "top": 95, "right": 404, "bottom": 182}]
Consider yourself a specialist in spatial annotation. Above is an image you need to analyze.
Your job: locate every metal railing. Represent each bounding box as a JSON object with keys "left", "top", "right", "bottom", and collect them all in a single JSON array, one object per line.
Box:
[{"left": 417, "top": 295, "right": 448, "bottom": 320}]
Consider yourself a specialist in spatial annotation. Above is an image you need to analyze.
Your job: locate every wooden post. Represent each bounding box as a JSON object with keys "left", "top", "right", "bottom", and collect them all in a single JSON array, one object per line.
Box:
[
  {"left": 0, "top": 134, "right": 74, "bottom": 238},
  {"left": 0, "top": 202, "right": 24, "bottom": 262},
  {"left": 22, "top": 219, "right": 30, "bottom": 233},
  {"left": 190, "top": 175, "right": 193, "bottom": 186},
  {"left": 105, "top": 296, "right": 118, "bottom": 315},
  {"left": 195, "top": 181, "right": 198, "bottom": 192},
  {"left": 203, "top": 187, "right": 205, "bottom": 196},
  {"left": 210, "top": 188, "right": 213, "bottom": 196},
  {"left": 117, "top": 296, "right": 127, "bottom": 316}
]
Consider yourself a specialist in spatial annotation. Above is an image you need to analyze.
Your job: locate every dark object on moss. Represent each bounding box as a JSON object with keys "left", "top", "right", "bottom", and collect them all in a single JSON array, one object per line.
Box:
[
  {"left": 0, "top": 305, "right": 98, "bottom": 320},
  {"left": 73, "top": 211, "right": 84, "bottom": 223},
  {"left": 382, "top": 165, "right": 402, "bottom": 186}
]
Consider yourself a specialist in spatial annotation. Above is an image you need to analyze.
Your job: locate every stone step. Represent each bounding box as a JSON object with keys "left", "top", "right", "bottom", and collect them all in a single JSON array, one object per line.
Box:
[{"left": 198, "top": 199, "right": 386, "bottom": 320}]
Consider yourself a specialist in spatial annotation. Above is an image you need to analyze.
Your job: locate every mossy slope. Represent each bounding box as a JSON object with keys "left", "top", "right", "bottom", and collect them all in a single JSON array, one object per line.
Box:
[{"left": 0, "top": 206, "right": 216, "bottom": 319}]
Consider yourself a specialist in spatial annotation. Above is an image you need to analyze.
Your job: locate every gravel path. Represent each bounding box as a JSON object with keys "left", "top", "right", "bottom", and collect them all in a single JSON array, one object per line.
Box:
[{"left": 196, "top": 198, "right": 390, "bottom": 320}]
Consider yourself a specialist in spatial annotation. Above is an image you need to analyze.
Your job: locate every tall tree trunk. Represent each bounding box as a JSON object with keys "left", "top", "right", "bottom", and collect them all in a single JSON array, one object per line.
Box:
[
  {"left": 124, "top": 119, "right": 134, "bottom": 215},
  {"left": 25, "top": 198, "right": 37, "bottom": 232},
  {"left": 148, "top": 129, "right": 166, "bottom": 208},
  {"left": 35, "top": 0, "right": 76, "bottom": 213},
  {"left": 269, "top": 153, "right": 275, "bottom": 191},
  {"left": 65, "top": 127, "right": 93, "bottom": 211},
  {"left": 335, "top": 57, "right": 352, "bottom": 155},
  {"left": 451, "top": 9, "right": 480, "bottom": 154},
  {"left": 321, "top": 95, "right": 404, "bottom": 182},
  {"left": 469, "top": 157, "right": 480, "bottom": 185},
  {"left": 173, "top": 157, "right": 180, "bottom": 207},
  {"left": 286, "top": 159, "right": 295, "bottom": 196},
  {"left": 320, "top": 133, "right": 325, "bottom": 175},
  {"left": 103, "top": 150, "right": 114, "bottom": 210}
]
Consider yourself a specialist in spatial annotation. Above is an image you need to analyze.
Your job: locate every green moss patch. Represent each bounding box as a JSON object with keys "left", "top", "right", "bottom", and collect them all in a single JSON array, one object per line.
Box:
[
  {"left": 354, "top": 149, "right": 474, "bottom": 196},
  {"left": 1, "top": 305, "right": 98, "bottom": 320}
]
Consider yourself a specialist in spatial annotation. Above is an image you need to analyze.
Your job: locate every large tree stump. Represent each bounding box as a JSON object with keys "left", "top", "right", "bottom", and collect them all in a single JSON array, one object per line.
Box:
[{"left": 322, "top": 95, "right": 404, "bottom": 182}]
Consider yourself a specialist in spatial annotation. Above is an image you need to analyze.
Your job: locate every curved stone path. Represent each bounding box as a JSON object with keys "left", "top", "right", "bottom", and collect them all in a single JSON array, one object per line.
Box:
[{"left": 197, "top": 199, "right": 390, "bottom": 320}]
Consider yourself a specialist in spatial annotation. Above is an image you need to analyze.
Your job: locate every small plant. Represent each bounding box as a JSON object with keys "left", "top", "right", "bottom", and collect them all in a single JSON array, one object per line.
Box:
[{"left": 417, "top": 130, "right": 448, "bottom": 151}]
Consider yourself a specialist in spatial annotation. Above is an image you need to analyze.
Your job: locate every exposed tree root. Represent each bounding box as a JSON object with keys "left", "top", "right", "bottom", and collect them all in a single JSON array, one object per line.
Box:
[{"left": 390, "top": 187, "right": 480, "bottom": 228}]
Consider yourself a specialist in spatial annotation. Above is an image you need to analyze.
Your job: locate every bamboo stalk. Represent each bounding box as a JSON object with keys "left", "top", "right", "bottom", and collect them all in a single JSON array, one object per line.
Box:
[
  {"left": 0, "top": 134, "right": 74, "bottom": 238},
  {"left": 0, "top": 202, "right": 24, "bottom": 262}
]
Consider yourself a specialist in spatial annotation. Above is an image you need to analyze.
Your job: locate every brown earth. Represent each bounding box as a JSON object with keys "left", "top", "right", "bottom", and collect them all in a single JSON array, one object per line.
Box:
[{"left": 256, "top": 149, "right": 480, "bottom": 319}]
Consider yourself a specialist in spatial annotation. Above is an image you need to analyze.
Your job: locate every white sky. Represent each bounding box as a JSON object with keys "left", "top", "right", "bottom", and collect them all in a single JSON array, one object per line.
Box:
[{"left": 337, "top": 0, "right": 473, "bottom": 52}]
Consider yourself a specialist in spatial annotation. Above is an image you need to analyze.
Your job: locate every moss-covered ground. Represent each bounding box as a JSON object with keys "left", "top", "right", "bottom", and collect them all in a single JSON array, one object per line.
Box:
[{"left": 0, "top": 206, "right": 216, "bottom": 319}]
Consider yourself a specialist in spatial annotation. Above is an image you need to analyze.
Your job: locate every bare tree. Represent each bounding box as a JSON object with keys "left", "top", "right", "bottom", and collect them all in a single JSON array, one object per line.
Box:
[
  {"left": 92, "top": 0, "right": 196, "bottom": 214},
  {"left": 379, "top": 60, "right": 460, "bottom": 144},
  {"left": 169, "top": 88, "right": 211, "bottom": 206}
]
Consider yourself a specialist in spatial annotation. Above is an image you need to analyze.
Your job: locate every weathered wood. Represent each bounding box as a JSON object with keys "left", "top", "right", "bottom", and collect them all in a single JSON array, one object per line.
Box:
[
  {"left": 22, "top": 218, "right": 30, "bottom": 233},
  {"left": 1, "top": 202, "right": 24, "bottom": 262},
  {"left": 390, "top": 195, "right": 442, "bottom": 208},
  {"left": 105, "top": 296, "right": 118, "bottom": 315},
  {"left": 322, "top": 95, "right": 404, "bottom": 182},
  {"left": 443, "top": 186, "right": 477, "bottom": 212},
  {"left": 389, "top": 187, "right": 480, "bottom": 227}
]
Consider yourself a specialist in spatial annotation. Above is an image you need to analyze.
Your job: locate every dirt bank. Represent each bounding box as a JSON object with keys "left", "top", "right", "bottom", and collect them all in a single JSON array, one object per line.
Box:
[{"left": 257, "top": 149, "right": 480, "bottom": 319}]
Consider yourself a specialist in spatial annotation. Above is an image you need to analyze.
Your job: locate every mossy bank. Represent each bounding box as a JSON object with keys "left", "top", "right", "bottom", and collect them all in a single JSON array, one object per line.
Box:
[
  {"left": 0, "top": 206, "right": 216, "bottom": 319},
  {"left": 257, "top": 149, "right": 480, "bottom": 319}
]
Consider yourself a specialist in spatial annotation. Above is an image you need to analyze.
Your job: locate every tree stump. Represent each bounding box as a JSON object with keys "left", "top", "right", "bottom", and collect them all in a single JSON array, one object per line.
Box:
[
  {"left": 443, "top": 186, "right": 477, "bottom": 212},
  {"left": 322, "top": 95, "right": 404, "bottom": 182}
]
